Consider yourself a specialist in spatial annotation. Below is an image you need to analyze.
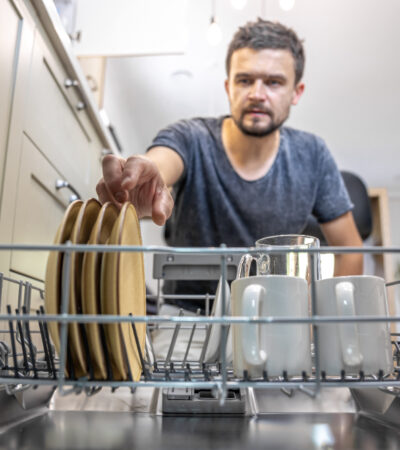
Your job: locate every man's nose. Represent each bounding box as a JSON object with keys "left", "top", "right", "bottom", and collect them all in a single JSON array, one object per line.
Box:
[{"left": 248, "top": 80, "right": 267, "bottom": 100}]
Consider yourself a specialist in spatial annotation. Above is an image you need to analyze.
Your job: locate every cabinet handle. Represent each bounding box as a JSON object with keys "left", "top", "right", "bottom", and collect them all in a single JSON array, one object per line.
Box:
[
  {"left": 55, "top": 179, "right": 81, "bottom": 203},
  {"left": 76, "top": 101, "right": 86, "bottom": 111},
  {"left": 64, "top": 79, "right": 86, "bottom": 111},
  {"left": 64, "top": 78, "right": 79, "bottom": 88}
]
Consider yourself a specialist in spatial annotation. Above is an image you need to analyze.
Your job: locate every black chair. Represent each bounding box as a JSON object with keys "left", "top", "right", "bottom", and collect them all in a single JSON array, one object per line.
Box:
[{"left": 302, "top": 170, "right": 373, "bottom": 244}]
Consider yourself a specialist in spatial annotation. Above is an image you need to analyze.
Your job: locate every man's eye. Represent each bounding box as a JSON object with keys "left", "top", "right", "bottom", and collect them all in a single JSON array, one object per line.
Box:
[
  {"left": 268, "top": 79, "right": 282, "bottom": 86},
  {"left": 237, "top": 78, "right": 251, "bottom": 85}
]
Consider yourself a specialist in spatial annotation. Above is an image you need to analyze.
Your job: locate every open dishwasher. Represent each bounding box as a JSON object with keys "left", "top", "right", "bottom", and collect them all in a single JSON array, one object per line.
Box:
[{"left": 0, "top": 243, "right": 399, "bottom": 450}]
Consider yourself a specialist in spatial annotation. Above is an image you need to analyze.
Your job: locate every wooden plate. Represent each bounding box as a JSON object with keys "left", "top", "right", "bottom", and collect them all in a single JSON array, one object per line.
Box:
[
  {"left": 44, "top": 200, "right": 83, "bottom": 365},
  {"left": 81, "top": 202, "right": 118, "bottom": 380},
  {"left": 101, "top": 203, "right": 146, "bottom": 381},
  {"left": 68, "top": 198, "right": 101, "bottom": 378}
]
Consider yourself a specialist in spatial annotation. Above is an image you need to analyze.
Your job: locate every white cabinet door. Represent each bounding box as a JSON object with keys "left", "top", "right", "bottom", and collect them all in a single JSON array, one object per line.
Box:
[
  {"left": 24, "top": 32, "right": 93, "bottom": 200},
  {"left": 73, "top": 0, "right": 188, "bottom": 56},
  {"left": 0, "top": 0, "right": 23, "bottom": 189},
  {"left": 10, "top": 135, "right": 72, "bottom": 281}
]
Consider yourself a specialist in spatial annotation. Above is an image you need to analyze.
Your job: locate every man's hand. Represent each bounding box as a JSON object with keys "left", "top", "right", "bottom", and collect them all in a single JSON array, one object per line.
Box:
[{"left": 96, "top": 154, "right": 174, "bottom": 226}]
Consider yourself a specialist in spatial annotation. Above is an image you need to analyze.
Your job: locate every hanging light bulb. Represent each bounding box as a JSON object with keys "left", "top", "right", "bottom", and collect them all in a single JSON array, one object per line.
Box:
[
  {"left": 279, "top": 0, "right": 295, "bottom": 11},
  {"left": 230, "top": 0, "right": 247, "bottom": 10},
  {"left": 207, "top": 17, "right": 222, "bottom": 46}
]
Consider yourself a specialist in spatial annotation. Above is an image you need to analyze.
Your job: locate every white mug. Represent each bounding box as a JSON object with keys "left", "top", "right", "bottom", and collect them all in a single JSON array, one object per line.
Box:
[
  {"left": 315, "top": 276, "right": 393, "bottom": 376},
  {"left": 231, "top": 275, "right": 312, "bottom": 378}
]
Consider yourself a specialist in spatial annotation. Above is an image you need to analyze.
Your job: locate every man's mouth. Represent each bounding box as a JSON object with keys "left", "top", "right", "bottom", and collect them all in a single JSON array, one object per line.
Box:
[
  {"left": 244, "top": 104, "right": 271, "bottom": 114},
  {"left": 244, "top": 109, "right": 270, "bottom": 116}
]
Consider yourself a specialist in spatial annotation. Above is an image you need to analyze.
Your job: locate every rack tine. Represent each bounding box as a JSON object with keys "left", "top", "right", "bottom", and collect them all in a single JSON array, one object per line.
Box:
[
  {"left": 199, "top": 319, "right": 212, "bottom": 365},
  {"left": 17, "top": 281, "right": 24, "bottom": 311},
  {"left": 205, "top": 293, "right": 210, "bottom": 317},
  {"left": 183, "top": 308, "right": 200, "bottom": 366},
  {"left": 130, "top": 315, "right": 150, "bottom": 380},
  {"left": 37, "top": 311, "right": 52, "bottom": 376},
  {"left": 0, "top": 273, "right": 3, "bottom": 311},
  {"left": 16, "top": 309, "right": 29, "bottom": 374},
  {"left": 38, "top": 307, "right": 56, "bottom": 378},
  {"left": 22, "top": 306, "right": 37, "bottom": 377},
  {"left": 146, "top": 326, "right": 156, "bottom": 367},
  {"left": 165, "top": 309, "right": 183, "bottom": 366},
  {"left": 23, "top": 282, "right": 32, "bottom": 312},
  {"left": 7, "top": 305, "right": 19, "bottom": 378}
]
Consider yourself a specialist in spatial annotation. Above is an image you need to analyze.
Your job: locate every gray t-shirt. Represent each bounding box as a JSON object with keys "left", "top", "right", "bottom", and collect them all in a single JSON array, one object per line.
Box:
[
  {"left": 148, "top": 116, "right": 352, "bottom": 247},
  {"left": 147, "top": 116, "right": 353, "bottom": 308}
]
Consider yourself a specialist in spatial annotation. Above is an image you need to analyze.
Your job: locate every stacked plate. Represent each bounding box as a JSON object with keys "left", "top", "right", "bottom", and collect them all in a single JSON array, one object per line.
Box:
[{"left": 44, "top": 199, "right": 146, "bottom": 381}]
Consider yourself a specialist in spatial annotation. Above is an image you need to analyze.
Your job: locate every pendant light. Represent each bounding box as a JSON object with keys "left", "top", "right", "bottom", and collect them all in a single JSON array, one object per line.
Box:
[
  {"left": 230, "top": 0, "right": 247, "bottom": 10},
  {"left": 279, "top": 0, "right": 296, "bottom": 11},
  {"left": 207, "top": 0, "right": 222, "bottom": 46}
]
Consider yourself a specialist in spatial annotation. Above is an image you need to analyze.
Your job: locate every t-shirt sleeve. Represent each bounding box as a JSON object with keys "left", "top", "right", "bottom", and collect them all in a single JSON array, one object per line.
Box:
[
  {"left": 146, "top": 120, "right": 192, "bottom": 177},
  {"left": 312, "top": 140, "right": 354, "bottom": 223}
]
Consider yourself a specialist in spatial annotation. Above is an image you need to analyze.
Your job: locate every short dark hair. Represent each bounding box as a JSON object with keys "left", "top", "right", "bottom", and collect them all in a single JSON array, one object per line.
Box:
[{"left": 226, "top": 18, "right": 305, "bottom": 84}]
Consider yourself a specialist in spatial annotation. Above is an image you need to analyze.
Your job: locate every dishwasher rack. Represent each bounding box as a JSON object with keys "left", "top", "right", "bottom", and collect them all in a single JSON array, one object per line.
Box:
[{"left": 0, "top": 243, "right": 400, "bottom": 409}]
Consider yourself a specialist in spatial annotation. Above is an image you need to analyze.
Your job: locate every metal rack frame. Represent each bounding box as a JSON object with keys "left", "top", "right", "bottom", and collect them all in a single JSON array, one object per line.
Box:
[{"left": 0, "top": 243, "right": 399, "bottom": 405}]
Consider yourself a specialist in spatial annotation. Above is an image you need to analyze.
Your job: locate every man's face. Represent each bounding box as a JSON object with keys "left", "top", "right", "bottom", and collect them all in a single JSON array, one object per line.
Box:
[{"left": 225, "top": 48, "right": 304, "bottom": 137}]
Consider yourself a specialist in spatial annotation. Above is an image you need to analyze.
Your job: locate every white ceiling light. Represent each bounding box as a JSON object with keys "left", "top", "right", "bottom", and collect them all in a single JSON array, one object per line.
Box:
[
  {"left": 207, "top": 17, "right": 222, "bottom": 46},
  {"left": 230, "top": 0, "right": 247, "bottom": 10},
  {"left": 279, "top": 0, "right": 295, "bottom": 11},
  {"left": 207, "top": 0, "right": 222, "bottom": 46}
]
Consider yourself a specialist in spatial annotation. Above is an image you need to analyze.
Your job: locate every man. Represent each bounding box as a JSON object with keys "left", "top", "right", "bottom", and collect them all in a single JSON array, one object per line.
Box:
[{"left": 97, "top": 19, "right": 363, "bottom": 302}]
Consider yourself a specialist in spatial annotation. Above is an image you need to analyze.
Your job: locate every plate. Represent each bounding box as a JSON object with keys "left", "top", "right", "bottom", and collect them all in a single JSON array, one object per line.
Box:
[
  {"left": 68, "top": 198, "right": 101, "bottom": 378},
  {"left": 81, "top": 202, "right": 119, "bottom": 380},
  {"left": 44, "top": 200, "right": 83, "bottom": 367},
  {"left": 101, "top": 202, "right": 146, "bottom": 381},
  {"left": 204, "top": 278, "right": 231, "bottom": 363}
]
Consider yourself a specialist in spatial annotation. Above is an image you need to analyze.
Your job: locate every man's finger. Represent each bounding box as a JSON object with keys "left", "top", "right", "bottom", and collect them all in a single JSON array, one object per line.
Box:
[
  {"left": 96, "top": 179, "right": 124, "bottom": 208},
  {"left": 152, "top": 185, "right": 174, "bottom": 226},
  {"left": 96, "top": 179, "right": 112, "bottom": 204},
  {"left": 102, "top": 154, "right": 127, "bottom": 202}
]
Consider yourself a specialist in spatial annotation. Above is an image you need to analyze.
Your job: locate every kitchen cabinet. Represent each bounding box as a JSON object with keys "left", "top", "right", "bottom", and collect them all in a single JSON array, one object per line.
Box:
[
  {"left": 0, "top": 0, "right": 22, "bottom": 192},
  {"left": 0, "top": 0, "right": 36, "bottom": 286},
  {"left": 25, "top": 29, "right": 95, "bottom": 200},
  {"left": 0, "top": 0, "right": 113, "bottom": 301},
  {"left": 10, "top": 135, "right": 71, "bottom": 281},
  {"left": 72, "top": 0, "right": 187, "bottom": 57}
]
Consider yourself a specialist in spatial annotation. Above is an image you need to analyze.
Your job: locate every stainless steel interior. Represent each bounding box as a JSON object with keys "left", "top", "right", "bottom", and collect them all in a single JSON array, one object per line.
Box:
[{"left": 0, "top": 243, "right": 399, "bottom": 449}]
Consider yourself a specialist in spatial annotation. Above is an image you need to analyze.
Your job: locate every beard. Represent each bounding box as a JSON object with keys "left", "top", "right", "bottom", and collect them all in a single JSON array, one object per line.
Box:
[{"left": 233, "top": 106, "right": 289, "bottom": 137}]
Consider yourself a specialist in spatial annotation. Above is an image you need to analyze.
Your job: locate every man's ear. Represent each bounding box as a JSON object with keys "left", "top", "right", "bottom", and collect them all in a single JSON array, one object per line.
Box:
[
  {"left": 224, "top": 79, "right": 229, "bottom": 96},
  {"left": 291, "top": 82, "right": 305, "bottom": 106}
]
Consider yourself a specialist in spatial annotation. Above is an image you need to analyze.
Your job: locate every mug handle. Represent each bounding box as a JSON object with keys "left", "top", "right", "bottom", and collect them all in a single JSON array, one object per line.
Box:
[
  {"left": 257, "top": 253, "right": 271, "bottom": 275},
  {"left": 237, "top": 254, "right": 254, "bottom": 278},
  {"left": 335, "top": 282, "right": 363, "bottom": 370},
  {"left": 242, "top": 284, "right": 268, "bottom": 367}
]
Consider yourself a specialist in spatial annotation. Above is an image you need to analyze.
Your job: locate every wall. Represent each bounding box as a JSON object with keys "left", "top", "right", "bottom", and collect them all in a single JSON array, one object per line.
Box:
[{"left": 99, "top": 0, "right": 400, "bottom": 288}]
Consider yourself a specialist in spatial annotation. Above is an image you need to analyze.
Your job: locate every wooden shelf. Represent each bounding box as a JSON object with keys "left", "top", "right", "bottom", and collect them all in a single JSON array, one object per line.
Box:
[
  {"left": 368, "top": 188, "right": 395, "bottom": 331},
  {"left": 368, "top": 188, "right": 394, "bottom": 279}
]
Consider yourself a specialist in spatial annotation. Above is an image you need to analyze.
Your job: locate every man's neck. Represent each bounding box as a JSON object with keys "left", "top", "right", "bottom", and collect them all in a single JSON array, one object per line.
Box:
[{"left": 221, "top": 117, "right": 281, "bottom": 181}]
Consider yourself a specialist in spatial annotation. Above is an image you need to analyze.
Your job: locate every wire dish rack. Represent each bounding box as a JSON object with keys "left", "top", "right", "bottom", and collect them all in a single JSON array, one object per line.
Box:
[{"left": 0, "top": 243, "right": 400, "bottom": 416}]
